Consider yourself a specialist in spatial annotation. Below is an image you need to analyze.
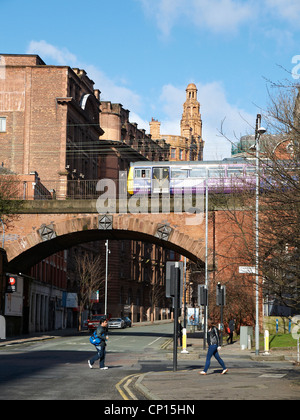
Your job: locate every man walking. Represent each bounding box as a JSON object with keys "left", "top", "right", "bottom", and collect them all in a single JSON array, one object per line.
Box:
[
  {"left": 88, "top": 318, "right": 109, "bottom": 370},
  {"left": 227, "top": 318, "right": 235, "bottom": 345}
]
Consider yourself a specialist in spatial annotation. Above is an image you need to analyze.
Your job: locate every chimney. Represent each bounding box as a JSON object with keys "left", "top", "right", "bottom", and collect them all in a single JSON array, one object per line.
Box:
[{"left": 149, "top": 118, "right": 161, "bottom": 139}]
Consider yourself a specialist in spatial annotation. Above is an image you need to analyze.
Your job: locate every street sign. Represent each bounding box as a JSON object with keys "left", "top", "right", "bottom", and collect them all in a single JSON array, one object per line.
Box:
[{"left": 239, "top": 266, "right": 256, "bottom": 274}]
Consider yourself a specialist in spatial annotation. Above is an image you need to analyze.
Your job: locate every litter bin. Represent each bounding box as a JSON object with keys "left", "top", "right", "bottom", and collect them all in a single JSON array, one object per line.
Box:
[{"left": 240, "top": 326, "right": 253, "bottom": 350}]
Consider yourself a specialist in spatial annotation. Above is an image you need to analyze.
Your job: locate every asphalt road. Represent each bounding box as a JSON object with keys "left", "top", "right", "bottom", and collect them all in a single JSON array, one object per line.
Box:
[
  {"left": 0, "top": 323, "right": 174, "bottom": 400},
  {"left": 0, "top": 323, "right": 299, "bottom": 402}
]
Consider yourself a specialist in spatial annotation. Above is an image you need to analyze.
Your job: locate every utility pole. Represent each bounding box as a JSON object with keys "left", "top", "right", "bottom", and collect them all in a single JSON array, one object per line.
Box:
[
  {"left": 172, "top": 262, "right": 180, "bottom": 372},
  {"left": 104, "top": 240, "right": 109, "bottom": 316}
]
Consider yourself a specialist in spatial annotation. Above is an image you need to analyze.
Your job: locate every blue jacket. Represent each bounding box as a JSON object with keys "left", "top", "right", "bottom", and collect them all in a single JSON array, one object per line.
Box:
[{"left": 96, "top": 325, "right": 107, "bottom": 347}]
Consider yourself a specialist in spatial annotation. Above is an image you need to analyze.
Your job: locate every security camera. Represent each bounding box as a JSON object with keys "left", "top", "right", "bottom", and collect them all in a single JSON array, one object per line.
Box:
[{"left": 257, "top": 127, "right": 266, "bottom": 135}]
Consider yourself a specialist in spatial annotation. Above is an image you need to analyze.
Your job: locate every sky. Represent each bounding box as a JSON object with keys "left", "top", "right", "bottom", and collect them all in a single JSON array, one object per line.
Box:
[{"left": 1, "top": 0, "right": 300, "bottom": 159}]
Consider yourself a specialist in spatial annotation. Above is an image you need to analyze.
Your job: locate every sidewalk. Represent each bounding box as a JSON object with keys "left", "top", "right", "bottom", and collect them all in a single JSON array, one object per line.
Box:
[
  {"left": 0, "top": 327, "right": 84, "bottom": 347},
  {"left": 135, "top": 332, "right": 300, "bottom": 400}
]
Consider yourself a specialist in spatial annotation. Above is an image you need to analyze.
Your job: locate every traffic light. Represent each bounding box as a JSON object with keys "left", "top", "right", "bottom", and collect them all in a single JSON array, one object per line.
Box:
[
  {"left": 216, "top": 282, "right": 226, "bottom": 306},
  {"left": 198, "top": 285, "right": 207, "bottom": 306},
  {"left": 6, "top": 274, "right": 17, "bottom": 293}
]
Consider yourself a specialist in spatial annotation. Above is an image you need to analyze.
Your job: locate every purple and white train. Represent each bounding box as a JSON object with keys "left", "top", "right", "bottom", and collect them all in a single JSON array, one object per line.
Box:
[{"left": 127, "top": 158, "right": 257, "bottom": 195}]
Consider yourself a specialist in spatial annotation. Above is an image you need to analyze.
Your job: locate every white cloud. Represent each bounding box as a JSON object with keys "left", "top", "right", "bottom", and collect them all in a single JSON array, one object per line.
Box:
[
  {"left": 27, "top": 40, "right": 77, "bottom": 66},
  {"left": 198, "top": 81, "right": 255, "bottom": 160},
  {"left": 264, "top": 0, "right": 300, "bottom": 24},
  {"left": 137, "top": 0, "right": 253, "bottom": 36}
]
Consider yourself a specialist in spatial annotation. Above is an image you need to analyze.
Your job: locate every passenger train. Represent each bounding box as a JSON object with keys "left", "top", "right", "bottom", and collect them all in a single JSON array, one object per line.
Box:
[{"left": 127, "top": 159, "right": 257, "bottom": 195}]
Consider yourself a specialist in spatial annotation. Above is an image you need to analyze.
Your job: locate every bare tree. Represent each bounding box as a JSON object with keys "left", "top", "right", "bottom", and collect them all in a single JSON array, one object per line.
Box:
[
  {"left": 75, "top": 252, "right": 106, "bottom": 331},
  {"left": 216, "top": 82, "right": 300, "bottom": 316},
  {"left": 0, "top": 169, "right": 23, "bottom": 231}
]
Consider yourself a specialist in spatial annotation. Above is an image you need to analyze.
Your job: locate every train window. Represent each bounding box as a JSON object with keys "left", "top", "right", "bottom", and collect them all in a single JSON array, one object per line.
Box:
[
  {"left": 171, "top": 169, "right": 188, "bottom": 179},
  {"left": 245, "top": 166, "right": 256, "bottom": 174},
  {"left": 135, "top": 168, "right": 150, "bottom": 178},
  {"left": 208, "top": 168, "right": 225, "bottom": 178},
  {"left": 153, "top": 168, "right": 169, "bottom": 179},
  {"left": 227, "top": 166, "right": 244, "bottom": 176},
  {"left": 189, "top": 168, "right": 207, "bottom": 178}
]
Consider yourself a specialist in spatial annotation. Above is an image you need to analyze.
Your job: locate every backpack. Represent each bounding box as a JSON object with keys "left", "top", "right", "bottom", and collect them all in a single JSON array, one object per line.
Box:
[{"left": 89, "top": 330, "right": 101, "bottom": 346}]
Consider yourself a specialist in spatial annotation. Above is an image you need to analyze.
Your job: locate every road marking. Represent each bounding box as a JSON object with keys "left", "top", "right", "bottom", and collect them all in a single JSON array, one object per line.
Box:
[
  {"left": 116, "top": 373, "right": 139, "bottom": 400},
  {"left": 148, "top": 337, "right": 163, "bottom": 346},
  {"left": 259, "top": 374, "right": 286, "bottom": 378},
  {"left": 124, "top": 376, "right": 139, "bottom": 400},
  {"left": 161, "top": 338, "right": 172, "bottom": 349}
]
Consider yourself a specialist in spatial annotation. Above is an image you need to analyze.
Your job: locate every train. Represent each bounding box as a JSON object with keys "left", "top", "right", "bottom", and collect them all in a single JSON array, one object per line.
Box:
[{"left": 127, "top": 158, "right": 257, "bottom": 195}]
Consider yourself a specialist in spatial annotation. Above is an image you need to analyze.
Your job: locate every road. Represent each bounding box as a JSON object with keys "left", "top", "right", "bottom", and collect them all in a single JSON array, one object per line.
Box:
[
  {"left": 0, "top": 322, "right": 299, "bottom": 401},
  {"left": 0, "top": 323, "right": 174, "bottom": 400}
]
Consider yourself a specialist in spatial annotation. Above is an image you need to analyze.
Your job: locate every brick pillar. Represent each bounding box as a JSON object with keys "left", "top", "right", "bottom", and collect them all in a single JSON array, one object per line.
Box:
[{"left": 57, "top": 172, "right": 68, "bottom": 200}]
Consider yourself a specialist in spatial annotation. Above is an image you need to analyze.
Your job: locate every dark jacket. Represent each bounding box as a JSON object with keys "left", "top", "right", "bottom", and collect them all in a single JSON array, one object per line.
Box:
[
  {"left": 96, "top": 325, "right": 107, "bottom": 347},
  {"left": 207, "top": 326, "right": 220, "bottom": 347},
  {"left": 228, "top": 319, "right": 235, "bottom": 332}
]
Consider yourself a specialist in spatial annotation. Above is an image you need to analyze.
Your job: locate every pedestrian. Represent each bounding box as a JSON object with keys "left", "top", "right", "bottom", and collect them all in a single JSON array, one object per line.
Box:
[
  {"left": 200, "top": 319, "right": 228, "bottom": 375},
  {"left": 88, "top": 318, "right": 109, "bottom": 370},
  {"left": 226, "top": 318, "right": 235, "bottom": 345}
]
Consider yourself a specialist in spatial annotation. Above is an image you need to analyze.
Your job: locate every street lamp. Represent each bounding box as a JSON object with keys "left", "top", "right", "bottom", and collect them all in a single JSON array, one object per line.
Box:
[
  {"left": 104, "top": 240, "right": 110, "bottom": 316},
  {"left": 251, "top": 115, "right": 266, "bottom": 356}
]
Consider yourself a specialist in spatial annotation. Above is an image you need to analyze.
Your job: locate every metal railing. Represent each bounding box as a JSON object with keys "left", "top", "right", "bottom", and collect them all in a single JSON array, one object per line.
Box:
[{"left": 1, "top": 179, "right": 104, "bottom": 200}]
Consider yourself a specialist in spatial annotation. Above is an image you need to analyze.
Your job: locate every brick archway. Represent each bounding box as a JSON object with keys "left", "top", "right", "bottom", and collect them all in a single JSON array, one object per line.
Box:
[{"left": 5, "top": 213, "right": 207, "bottom": 272}]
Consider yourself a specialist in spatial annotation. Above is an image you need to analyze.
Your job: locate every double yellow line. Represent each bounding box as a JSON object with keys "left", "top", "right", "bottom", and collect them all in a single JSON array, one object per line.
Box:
[
  {"left": 160, "top": 338, "right": 172, "bottom": 350},
  {"left": 116, "top": 373, "right": 140, "bottom": 400},
  {"left": 116, "top": 338, "right": 173, "bottom": 400}
]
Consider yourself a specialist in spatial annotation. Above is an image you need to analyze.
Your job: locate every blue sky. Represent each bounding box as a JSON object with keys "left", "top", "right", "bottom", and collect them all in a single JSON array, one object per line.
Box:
[{"left": 1, "top": 0, "right": 300, "bottom": 159}]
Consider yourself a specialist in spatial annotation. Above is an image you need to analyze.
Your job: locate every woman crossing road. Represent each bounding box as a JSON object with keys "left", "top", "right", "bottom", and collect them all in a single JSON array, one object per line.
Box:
[{"left": 200, "top": 319, "right": 228, "bottom": 375}]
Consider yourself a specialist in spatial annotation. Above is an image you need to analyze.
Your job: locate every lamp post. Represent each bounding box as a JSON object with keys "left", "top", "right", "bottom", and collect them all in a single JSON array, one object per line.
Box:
[
  {"left": 253, "top": 114, "right": 266, "bottom": 356},
  {"left": 104, "top": 240, "right": 110, "bottom": 316},
  {"left": 204, "top": 167, "right": 209, "bottom": 350}
]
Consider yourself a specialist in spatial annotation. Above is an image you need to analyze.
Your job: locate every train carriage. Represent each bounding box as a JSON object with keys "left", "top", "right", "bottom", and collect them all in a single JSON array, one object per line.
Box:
[{"left": 127, "top": 159, "right": 256, "bottom": 195}]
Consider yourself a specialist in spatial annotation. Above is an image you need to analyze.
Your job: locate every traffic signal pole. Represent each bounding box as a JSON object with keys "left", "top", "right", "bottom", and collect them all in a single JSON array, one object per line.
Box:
[{"left": 173, "top": 263, "right": 180, "bottom": 372}]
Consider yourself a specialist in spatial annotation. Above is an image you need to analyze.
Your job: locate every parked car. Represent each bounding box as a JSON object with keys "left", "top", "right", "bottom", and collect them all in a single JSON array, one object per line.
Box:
[
  {"left": 108, "top": 318, "right": 125, "bottom": 329},
  {"left": 87, "top": 314, "right": 107, "bottom": 332},
  {"left": 122, "top": 316, "right": 132, "bottom": 327}
]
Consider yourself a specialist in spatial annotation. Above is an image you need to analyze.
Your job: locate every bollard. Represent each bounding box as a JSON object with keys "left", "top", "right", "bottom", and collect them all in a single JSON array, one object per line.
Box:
[
  {"left": 181, "top": 328, "right": 189, "bottom": 354},
  {"left": 264, "top": 330, "right": 270, "bottom": 355},
  {"left": 247, "top": 334, "right": 251, "bottom": 350}
]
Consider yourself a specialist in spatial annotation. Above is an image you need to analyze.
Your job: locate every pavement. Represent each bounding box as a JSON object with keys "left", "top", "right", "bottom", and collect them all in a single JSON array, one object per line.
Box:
[
  {"left": 1, "top": 324, "right": 300, "bottom": 400},
  {"left": 134, "top": 332, "right": 300, "bottom": 400}
]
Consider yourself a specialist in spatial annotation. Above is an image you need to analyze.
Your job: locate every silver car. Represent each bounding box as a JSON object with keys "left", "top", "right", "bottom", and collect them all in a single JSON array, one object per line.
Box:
[{"left": 108, "top": 318, "right": 125, "bottom": 329}]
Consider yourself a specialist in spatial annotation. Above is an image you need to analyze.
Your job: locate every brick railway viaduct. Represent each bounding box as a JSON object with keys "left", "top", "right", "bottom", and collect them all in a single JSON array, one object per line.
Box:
[
  {"left": 1, "top": 198, "right": 253, "bottom": 279},
  {"left": 3, "top": 199, "right": 211, "bottom": 273}
]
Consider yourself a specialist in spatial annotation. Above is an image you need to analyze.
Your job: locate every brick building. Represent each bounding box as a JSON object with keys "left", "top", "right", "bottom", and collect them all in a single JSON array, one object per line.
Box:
[
  {"left": 0, "top": 54, "right": 173, "bottom": 332},
  {"left": 0, "top": 54, "right": 103, "bottom": 197}
]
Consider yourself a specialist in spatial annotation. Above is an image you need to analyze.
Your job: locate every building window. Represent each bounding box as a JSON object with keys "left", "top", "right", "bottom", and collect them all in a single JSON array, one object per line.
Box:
[
  {"left": 179, "top": 149, "right": 183, "bottom": 160},
  {"left": 171, "top": 148, "right": 176, "bottom": 159},
  {"left": 0, "top": 117, "right": 6, "bottom": 132}
]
